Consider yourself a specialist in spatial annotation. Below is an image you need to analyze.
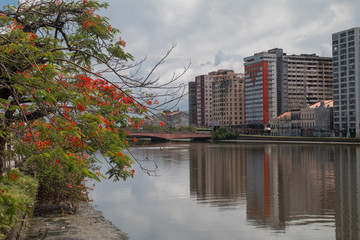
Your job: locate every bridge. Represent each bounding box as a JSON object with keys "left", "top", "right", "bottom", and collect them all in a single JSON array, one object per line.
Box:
[{"left": 129, "top": 132, "right": 212, "bottom": 141}]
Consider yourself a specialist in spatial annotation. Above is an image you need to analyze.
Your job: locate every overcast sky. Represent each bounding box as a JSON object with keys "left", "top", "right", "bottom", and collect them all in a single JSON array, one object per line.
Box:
[
  {"left": 2, "top": 0, "right": 360, "bottom": 110},
  {"left": 99, "top": 0, "right": 360, "bottom": 110}
]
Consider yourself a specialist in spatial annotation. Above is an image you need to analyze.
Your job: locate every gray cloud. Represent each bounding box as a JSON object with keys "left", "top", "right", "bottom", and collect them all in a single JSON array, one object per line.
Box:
[{"left": 100, "top": 0, "right": 360, "bottom": 110}]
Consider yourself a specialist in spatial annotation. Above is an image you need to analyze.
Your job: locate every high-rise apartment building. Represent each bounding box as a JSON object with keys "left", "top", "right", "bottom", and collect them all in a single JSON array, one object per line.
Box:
[
  {"left": 188, "top": 82, "right": 196, "bottom": 126},
  {"left": 284, "top": 54, "right": 333, "bottom": 111},
  {"left": 244, "top": 49, "right": 280, "bottom": 126},
  {"left": 244, "top": 48, "right": 333, "bottom": 127},
  {"left": 332, "top": 27, "right": 360, "bottom": 137},
  {"left": 195, "top": 74, "right": 214, "bottom": 126},
  {"left": 212, "top": 70, "right": 245, "bottom": 126}
]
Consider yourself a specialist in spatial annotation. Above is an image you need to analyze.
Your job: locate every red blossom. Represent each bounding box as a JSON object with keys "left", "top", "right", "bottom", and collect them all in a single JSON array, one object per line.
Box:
[
  {"left": 119, "top": 37, "right": 126, "bottom": 47},
  {"left": 10, "top": 174, "right": 18, "bottom": 181},
  {"left": 133, "top": 137, "right": 137, "bottom": 143},
  {"left": 160, "top": 121, "right": 165, "bottom": 127}
]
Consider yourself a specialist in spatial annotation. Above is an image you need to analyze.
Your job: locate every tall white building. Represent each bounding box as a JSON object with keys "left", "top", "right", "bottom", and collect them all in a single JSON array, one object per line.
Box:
[{"left": 332, "top": 27, "right": 360, "bottom": 137}]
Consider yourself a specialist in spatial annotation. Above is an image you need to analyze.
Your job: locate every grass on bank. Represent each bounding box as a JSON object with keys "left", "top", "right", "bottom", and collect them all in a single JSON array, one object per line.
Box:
[{"left": 0, "top": 169, "right": 38, "bottom": 239}]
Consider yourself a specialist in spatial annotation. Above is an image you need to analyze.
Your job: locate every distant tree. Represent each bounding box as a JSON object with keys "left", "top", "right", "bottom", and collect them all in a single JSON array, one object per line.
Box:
[
  {"left": 0, "top": 0, "right": 187, "bottom": 205},
  {"left": 212, "top": 127, "right": 236, "bottom": 140}
]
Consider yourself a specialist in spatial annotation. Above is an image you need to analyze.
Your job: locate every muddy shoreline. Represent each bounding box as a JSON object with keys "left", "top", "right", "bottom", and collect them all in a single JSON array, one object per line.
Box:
[{"left": 24, "top": 202, "right": 128, "bottom": 240}]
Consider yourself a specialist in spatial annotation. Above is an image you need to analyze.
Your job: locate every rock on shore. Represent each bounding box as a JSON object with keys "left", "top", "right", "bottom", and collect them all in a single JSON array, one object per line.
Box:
[{"left": 24, "top": 202, "right": 128, "bottom": 240}]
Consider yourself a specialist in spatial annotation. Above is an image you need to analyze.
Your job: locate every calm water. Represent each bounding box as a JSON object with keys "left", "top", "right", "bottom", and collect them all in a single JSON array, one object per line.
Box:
[{"left": 90, "top": 142, "right": 360, "bottom": 240}]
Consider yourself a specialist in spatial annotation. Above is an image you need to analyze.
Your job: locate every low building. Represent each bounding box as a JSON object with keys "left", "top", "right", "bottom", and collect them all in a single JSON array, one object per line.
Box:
[
  {"left": 270, "top": 112, "right": 291, "bottom": 136},
  {"left": 144, "top": 110, "right": 189, "bottom": 128},
  {"left": 270, "top": 100, "right": 333, "bottom": 137},
  {"left": 300, "top": 105, "right": 315, "bottom": 137},
  {"left": 314, "top": 101, "right": 333, "bottom": 137},
  {"left": 165, "top": 110, "right": 189, "bottom": 128}
]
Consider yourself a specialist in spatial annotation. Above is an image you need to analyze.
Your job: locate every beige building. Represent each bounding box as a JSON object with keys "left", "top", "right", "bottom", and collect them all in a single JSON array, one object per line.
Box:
[
  {"left": 212, "top": 70, "right": 245, "bottom": 127},
  {"left": 270, "top": 112, "right": 292, "bottom": 136}
]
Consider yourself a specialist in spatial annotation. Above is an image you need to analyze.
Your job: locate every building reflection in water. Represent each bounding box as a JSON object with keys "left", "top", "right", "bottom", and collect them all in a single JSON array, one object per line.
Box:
[
  {"left": 189, "top": 144, "right": 247, "bottom": 208},
  {"left": 246, "top": 144, "right": 336, "bottom": 230},
  {"left": 334, "top": 147, "right": 360, "bottom": 240},
  {"left": 189, "top": 143, "right": 360, "bottom": 239}
]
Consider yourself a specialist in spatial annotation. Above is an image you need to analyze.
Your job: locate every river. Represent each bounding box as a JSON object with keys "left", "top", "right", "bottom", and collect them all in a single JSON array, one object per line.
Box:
[{"left": 90, "top": 142, "right": 360, "bottom": 240}]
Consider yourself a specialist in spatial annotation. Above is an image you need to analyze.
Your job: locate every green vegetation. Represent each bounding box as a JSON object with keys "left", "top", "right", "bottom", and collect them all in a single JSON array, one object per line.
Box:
[
  {"left": 0, "top": 169, "right": 38, "bottom": 239},
  {"left": 212, "top": 127, "right": 236, "bottom": 140},
  {"left": 0, "top": 0, "right": 185, "bottom": 229}
]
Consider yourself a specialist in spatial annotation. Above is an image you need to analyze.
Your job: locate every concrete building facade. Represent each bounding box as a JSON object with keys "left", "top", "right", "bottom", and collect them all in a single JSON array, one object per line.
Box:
[
  {"left": 332, "top": 27, "right": 360, "bottom": 137},
  {"left": 244, "top": 50, "right": 279, "bottom": 126},
  {"left": 195, "top": 74, "right": 214, "bottom": 126},
  {"left": 244, "top": 48, "right": 333, "bottom": 128},
  {"left": 188, "top": 81, "right": 196, "bottom": 126},
  {"left": 270, "top": 100, "right": 333, "bottom": 137},
  {"left": 284, "top": 54, "right": 333, "bottom": 112},
  {"left": 212, "top": 70, "right": 245, "bottom": 127}
]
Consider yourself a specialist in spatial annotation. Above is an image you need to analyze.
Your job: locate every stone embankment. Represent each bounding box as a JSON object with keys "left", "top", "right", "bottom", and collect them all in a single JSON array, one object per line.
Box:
[
  {"left": 229, "top": 135, "right": 360, "bottom": 144},
  {"left": 24, "top": 202, "right": 128, "bottom": 240}
]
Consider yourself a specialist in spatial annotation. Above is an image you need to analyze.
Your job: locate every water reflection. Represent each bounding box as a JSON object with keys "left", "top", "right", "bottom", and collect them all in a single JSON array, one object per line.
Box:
[
  {"left": 334, "top": 147, "right": 360, "bottom": 240},
  {"left": 189, "top": 144, "right": 247, "bottom": 207},
  {"left": 92, "top": 143, "right": 360, "bottom": 240},
  {"left": 188, "top": 143, "right": 360, "bottom": 239}
]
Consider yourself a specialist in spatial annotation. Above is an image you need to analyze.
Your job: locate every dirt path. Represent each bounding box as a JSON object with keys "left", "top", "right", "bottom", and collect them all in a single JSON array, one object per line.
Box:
[{"left": 24, "top": 202, "right": 128, "bottom": 240}]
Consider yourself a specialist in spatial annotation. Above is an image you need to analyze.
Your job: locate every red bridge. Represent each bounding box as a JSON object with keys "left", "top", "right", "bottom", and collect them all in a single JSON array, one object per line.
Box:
[{"left": 129, "top": 132, "right": 212, "bottom": 141}]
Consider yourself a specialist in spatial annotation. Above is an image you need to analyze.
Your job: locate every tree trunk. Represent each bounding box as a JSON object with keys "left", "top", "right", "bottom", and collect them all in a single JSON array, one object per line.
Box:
[
  {"left": 0, "top": 87, "right": 12, "bottom": 175},
  {"left": 0, "top": 136, "right": 6, "bottom": 176}
]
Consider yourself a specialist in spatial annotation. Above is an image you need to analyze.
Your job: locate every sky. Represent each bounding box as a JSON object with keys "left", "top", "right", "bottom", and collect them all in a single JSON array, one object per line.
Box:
[
  {"left": 2, "top": 0, "right": 360, "bottom": 110},
  {"left": 97, "top": 0, "right": 360, "bottom": 111},
  {"left": 0, "top": 0, "right": 18, "bottom": 8}
]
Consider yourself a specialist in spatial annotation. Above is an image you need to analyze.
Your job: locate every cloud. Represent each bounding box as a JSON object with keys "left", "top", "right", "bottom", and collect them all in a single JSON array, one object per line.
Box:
[{"left": 101, "top": 0, "right": 360, "bottom": 111}]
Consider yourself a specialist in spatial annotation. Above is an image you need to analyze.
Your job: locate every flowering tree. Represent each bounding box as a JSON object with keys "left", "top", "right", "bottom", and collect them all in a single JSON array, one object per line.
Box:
[{"left": 0, "top": 0, "right": 186, "bottom": 205}]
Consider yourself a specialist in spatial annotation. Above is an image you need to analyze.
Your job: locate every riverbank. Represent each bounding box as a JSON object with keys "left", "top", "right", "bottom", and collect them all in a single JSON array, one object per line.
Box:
[
  {"left": 24, "top": 202, "right": 128, "bottom": 240},
  {"left": 224, "top": 135, "right": 360, "bottom": 145}
]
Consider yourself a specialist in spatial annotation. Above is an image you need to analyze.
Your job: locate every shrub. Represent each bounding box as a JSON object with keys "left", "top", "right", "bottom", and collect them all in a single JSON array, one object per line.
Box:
[
  {"left": 0, "top": 169, "right": 38, "bottom": 238},
  {"left": 212, "top": 127, "right": 236, "bottom": 140}
]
